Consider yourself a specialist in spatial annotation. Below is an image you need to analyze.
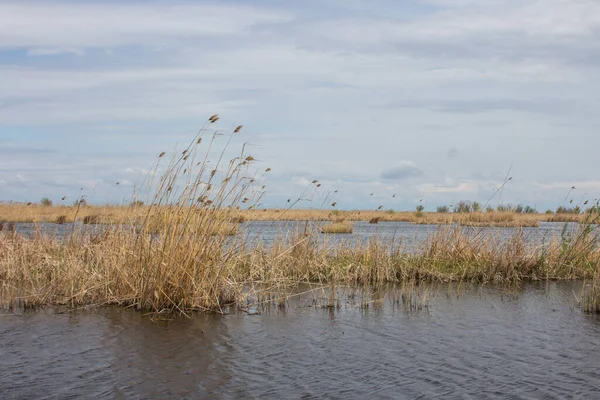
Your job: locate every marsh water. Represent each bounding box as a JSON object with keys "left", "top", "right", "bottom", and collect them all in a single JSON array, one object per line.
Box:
[
  {"left": 7, "top": 220, "right": 582, "bottom": 252},
  {"left": 2, "top": 282, "right": 600, "bottom": 399}
]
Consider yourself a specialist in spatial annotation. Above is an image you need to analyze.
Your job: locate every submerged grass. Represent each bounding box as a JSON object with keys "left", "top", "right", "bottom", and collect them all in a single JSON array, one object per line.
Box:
[{"left": 1, "top": 117, "right": 599, "bottom": 315}]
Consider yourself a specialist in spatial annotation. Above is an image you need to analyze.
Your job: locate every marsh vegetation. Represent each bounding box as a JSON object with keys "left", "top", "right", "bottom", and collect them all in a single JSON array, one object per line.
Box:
[{"left": 1, "top": 117, "right": 599, "bottom": 315}]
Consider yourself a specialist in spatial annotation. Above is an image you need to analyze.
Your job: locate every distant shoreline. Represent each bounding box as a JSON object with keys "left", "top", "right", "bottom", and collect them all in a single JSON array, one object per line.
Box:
[{"left": 0, "top": 203, "right": 592, "bottom": 227}]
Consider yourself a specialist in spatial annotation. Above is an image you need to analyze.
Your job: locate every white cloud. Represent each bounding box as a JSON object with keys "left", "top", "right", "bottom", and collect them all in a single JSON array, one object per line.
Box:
[
  {"left": 292, "top": 177, "right": 312, "bottom": 188},
  {"left": 27, "top": 47, "right": 84, "bottom": 56},
  {"left": 381, "top": 161, "right": 424, "bottom": 180},
  {"left": 0, "top": 0, "right": 599, "bottom": 208},
  {"left": 535, "top": 181, "right": 600, "bottom": 193},
  {"left": 418, "top": 181, "right": 480, "bottom": 194},
  {"left": 0, "top": 3, "right": 291, "bottom": 49}
]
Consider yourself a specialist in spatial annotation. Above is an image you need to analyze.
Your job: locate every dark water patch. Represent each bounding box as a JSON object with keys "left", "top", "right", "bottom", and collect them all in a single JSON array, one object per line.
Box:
[{"left": 1, "top": 282, "right": 600, "bottom": 399}]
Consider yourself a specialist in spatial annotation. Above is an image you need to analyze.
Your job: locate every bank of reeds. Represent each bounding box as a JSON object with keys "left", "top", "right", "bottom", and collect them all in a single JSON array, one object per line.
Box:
[
  {"left": 2, "top": 217, "right": 599, "bottom": 314},
  {"left": 320, "top": 221, "right": 353, "bottom": 234},
  {"left": 4, "top": 204, "right": 592, "bottom": 227},
  {"left": 0, "top": 203, "right": 146, "bottom": 224},
  {"left": 1, "top": 118, "right": 599, "bottom": 314}
]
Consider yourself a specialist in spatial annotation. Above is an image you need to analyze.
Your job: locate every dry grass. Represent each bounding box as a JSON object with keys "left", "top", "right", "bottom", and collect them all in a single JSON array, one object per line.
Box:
[
  {"left": 235, "top": 209, "right": 549, "bottom": 226},
  {"left": 549, "top": 214, "right": 584, "bottom": 223},
  {"left": 0, "top": 203, "right": 146, "bottom": 224},
  {"left": 580, "top": 281, "right": 600, "bottom": 313},
  {"left": 320, "top": 221, "right": 353, "bottom": 234},
  {"left": 1, "top": 205, "right": 574, "bottom": 227},
  {"left": 1, "top": 117, "right": 599, "bottom": 315},
  {"left": 2, "top": 220, "right": 598, "bottom": 314}
]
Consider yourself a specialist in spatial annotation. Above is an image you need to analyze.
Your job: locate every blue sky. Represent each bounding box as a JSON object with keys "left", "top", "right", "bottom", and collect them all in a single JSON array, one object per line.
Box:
[{"left": 1, "top": 0, "right": 599, "bottom": 210}]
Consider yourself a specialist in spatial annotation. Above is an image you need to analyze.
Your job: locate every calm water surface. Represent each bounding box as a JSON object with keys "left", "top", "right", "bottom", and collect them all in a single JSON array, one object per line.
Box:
[
  {"left": 1, "top": 282, "right": 599, "bottom": 399},
  {"left": 11, "top": 220, "right": 583, "bottom": 252}
]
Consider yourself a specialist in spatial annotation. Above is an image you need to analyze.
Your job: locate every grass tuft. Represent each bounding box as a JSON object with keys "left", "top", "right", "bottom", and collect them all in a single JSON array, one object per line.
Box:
[{"left": 321, "top": 221, "right": 354, "bottom": 234}]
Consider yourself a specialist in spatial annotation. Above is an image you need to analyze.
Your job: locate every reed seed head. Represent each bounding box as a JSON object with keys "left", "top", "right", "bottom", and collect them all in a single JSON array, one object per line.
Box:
[{"left": 234, "top": 125, "right": 243, "bottom": 133}]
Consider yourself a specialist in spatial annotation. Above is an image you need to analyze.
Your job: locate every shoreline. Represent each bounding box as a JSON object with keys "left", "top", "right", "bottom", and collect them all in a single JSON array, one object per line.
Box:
[
  {"left": 1, "top": 221, "right": 599, "bottom": 314},
  {"left": 0, "top": 204, "right": 592, "bottom": 227}
]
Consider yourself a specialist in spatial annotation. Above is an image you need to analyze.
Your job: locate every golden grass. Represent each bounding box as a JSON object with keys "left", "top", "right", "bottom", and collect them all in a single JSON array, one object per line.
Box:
[
  {"left": 1, "top": 117, "right": 599, "bottom": 315},
  {"left": 320, "top": 221, "right": 353, "bottom": 234},
  {"left": 2, "top": 222, "right": 599, "bottom": 314},
  {"left": 580, "top": 281, "right": 600, "bottom": 313},
  {"left": 549, "top": 214, "right": 584, "bottom": 223},
  {"left": 0, "top": 203, "right": 145, "bottom": 224},
  {"left": 1, "top": 203, "right": 594, "bottom": 228}
]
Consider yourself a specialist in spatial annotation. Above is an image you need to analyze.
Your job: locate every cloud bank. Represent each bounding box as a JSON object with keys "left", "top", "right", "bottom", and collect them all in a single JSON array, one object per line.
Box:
[{"left": 0, "top": 0, "right": 598, "bottom": 210}]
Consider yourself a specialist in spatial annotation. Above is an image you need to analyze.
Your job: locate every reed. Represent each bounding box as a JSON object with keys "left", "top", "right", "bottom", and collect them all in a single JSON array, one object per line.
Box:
[
  {"left": 580, "top": 281, "right": 600, "bottom": 314},
  {"left": 1, "top": 204, "right": 573, "bottom": 227},
  {"left": 320, "top": 221, "right": 353, "bottom": 234},
  {"left": 1, "top": 118, "right": 599, "bottom": 315},
  {"left": 1, "top": 217, "right": 599, "bottom": 314}
]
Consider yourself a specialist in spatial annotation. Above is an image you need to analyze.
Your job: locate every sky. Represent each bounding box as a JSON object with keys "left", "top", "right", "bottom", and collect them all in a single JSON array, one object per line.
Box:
[{"left": 1, "top": 0, "right": 599, "bottom": 211}]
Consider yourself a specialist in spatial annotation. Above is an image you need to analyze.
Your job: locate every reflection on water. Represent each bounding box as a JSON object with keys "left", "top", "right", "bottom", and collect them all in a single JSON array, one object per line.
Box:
[{"left": 2, "top": 282, "right": 600, "bottom": 399}]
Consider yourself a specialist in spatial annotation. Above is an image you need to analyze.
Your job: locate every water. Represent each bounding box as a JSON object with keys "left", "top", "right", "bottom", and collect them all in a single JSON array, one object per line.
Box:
[
  {"left": 2, "top": 282, "right": 599, "bottom": 399},
  {"left": 9, "top": 220, "right": 583, "bottom": 252},
  {"left": 240, "top": 220, "right": 575, "bottom": 250}
]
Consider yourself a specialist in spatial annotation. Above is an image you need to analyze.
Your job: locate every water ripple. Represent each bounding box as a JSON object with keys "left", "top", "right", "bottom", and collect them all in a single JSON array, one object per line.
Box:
[{"left": 1, "top": 282, "right": 600, "bottom": 399}]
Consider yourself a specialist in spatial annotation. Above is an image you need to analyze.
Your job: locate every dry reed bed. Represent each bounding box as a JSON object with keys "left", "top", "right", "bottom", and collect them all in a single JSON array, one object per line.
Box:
[
  {"left": 2, "top": 116, "right": 600, "bottom": 314},
  {"left": 2, "top": 204, "right": 594, "bottom": 227},
  {"left": 320, "top": 221, "right": 354, "bottom": 234},
  {"left": 0, "top": 204, "right": 146, "bottom": 224},
  {"left": 1, "top": 222, "right": 599, "bottom": 314},
  {"left": 231, "top": 210, "right": 555, "bottom": 226}
]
